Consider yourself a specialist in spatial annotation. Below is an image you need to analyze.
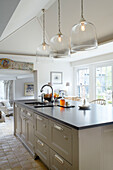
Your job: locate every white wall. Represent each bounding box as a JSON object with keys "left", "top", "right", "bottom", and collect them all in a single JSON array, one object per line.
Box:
[
  {"left": 36, "top": 59, "right": 73, "bottom": 96},
  {"left": 0, "top": 55, "right": 73, "bottom": 97},
  {"left": 15, "top": 77, "right": 34, "bottom": 100}
]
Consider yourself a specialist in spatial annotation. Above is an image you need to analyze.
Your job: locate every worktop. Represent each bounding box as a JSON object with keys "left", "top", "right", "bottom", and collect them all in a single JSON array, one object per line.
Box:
[{"left": 15, "top": 99, "right": 113, "bottom": 129}]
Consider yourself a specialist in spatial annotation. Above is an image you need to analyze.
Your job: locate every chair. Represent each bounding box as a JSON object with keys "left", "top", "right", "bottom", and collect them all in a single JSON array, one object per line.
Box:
[
  {"left": 0, "top": 102, "right": 6, "bottom": 113},
  {"left": 90, "top": 99, "right": 106, "bottom": 105},
  {"left": 1, "top": 101, "right": 13, "bottom": 116},
  {"left": 65, "top": 96, "right": 81, "bottom": 101},
  {"left": 0, "top": 111, "right": 5, "bottom": 122}
]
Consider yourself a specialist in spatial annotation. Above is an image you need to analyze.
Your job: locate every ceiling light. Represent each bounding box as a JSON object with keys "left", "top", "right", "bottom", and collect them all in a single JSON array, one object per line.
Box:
[
  {"left": 36, "top": 9, "right": 50, "bottom": 57},
  {"left": 71, "top": 0, "right": 98, "bottom": 52},
  {"left": 50, "top": 0, "right": 70, "bottom": 58}
]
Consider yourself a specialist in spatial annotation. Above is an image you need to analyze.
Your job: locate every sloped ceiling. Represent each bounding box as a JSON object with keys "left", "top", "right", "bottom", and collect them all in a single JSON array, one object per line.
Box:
[
  {"left": 0, "top": 0, "right": 21, "bottom": 38},
  {"left": 0, "top": 0, "right": 113, "bottom": 58},
  {"left": 0, "top": 0, "right": 55, "bottom": 41}
]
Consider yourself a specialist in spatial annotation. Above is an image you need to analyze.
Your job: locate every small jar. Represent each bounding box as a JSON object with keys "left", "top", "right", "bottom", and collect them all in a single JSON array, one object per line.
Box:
[{"left": 60, "top": 98, "right": 65, "bottom": 106}]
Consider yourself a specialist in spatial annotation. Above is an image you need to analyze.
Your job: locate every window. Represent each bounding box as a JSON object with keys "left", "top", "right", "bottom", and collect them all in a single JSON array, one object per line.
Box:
[
  {"left": 0, "top": 81, "right": 5, "bottom": 100},
  {"left": 96, "top": 66, "right": 112, "bottom": 104},
  {"left": 77, "top": 68, "right": 89, "bottom": 99}
]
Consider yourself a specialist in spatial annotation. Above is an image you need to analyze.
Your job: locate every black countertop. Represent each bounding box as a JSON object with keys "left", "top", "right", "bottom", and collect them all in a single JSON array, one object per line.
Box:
[{"left": 15, "top": 100, "right": 113, "bottom": 130}]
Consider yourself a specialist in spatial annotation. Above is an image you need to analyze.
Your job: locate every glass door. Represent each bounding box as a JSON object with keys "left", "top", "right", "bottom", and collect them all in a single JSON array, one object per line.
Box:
[
  {"left": 96, "top": 66, "right": 112, "bottom": 105},
  {"left": 77, "top": 68, "right": 89, "bottom": 99}
]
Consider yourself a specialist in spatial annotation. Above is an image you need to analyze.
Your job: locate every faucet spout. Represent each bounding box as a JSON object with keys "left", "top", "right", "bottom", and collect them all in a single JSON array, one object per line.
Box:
[{"left": 40, "top": 84, "right": 54, "bottom": 102}]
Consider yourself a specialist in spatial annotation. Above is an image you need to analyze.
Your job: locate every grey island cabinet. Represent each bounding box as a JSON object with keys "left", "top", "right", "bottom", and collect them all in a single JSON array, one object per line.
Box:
[{"left": 14, "top": 100, "right": 113, "bottom": 170}]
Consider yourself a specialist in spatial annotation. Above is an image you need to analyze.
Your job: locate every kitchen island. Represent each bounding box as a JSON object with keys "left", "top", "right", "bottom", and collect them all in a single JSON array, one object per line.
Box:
[{"left": 14, "top": 100, "right": 113, "bottom": 170}]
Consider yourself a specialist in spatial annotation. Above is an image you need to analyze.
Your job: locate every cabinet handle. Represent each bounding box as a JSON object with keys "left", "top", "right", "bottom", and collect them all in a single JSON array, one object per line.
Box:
[
  {"left": 37, "top": 115, "right": 43, "bottom": 121},
  {"left": 64, "top": 135, "right": 68, "bottom": 140},
  {"left": 27, "top": 112, "right": 32, "bottom": 117},
  {"left": 44, "top": 150, "right": 47, "bottom": 154},
  {"left": 37, "top": 139, "right": 44, "bottom": 147},
  {"left": 54, "top": 124, "right": 63, "bottom": 131},
  {"left": 43, "top": 124, "right": 46, "bottom": 128},
  {"left": 54, "top": 154, "right": 64, "bottom": 164}
]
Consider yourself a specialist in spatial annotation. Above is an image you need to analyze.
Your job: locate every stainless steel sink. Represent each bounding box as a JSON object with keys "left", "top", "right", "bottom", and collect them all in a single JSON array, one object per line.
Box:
[
  {"left": 24, "top": 101, "right": 54, "bottom": 108},
  {"left": 25, "top": 101, "right": 46, "bottom": 105},
  {"left": 34, "top": 104, "right": 54, "bottom": 108}
]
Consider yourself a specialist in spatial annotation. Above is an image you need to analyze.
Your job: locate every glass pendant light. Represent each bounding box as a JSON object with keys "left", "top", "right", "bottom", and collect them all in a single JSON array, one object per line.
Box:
[
  {"left": 36, "top": 9, "right": 50, "bottom": 57},
  {"left": 71, "top": 0, "right": 98, "bottom": 52},
  {"left": 50, "top": 0, "right": 70, "bottom": 58}
]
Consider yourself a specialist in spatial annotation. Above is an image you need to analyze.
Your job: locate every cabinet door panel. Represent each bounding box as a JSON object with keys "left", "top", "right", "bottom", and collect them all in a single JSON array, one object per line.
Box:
[
  {"left": 15, "top": 105, "right": 21, "bottom": 135},
  {"left": 49, "top": 120, "right": 73, "bottom": 164},
  {"left": 50, "top": 149, "right": 72, "bottom": 170},
  {"left": 35, "top": 114, "right": 49, "bottom": 143},
  {"left": 26, "top": 109, "right": 34, "bottom": 121},
  {"left": 21, "top": 115, "right": 26, "bottom": 142},
  {"left": 26, "top": 119, "right": 34, "bottom": 152},
  {"left": 35, "top": 136, "right": 49, "bottom": 167}
]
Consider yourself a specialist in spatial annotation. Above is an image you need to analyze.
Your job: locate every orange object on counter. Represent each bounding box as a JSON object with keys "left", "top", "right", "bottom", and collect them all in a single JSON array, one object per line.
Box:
[{"left": 60, "top": 98, "right": 65, "bottom": 106}]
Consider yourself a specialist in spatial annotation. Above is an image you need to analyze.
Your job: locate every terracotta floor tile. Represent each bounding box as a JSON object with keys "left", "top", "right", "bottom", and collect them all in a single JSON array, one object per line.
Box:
[{"left": 0, "top": 116, "right": 48, "bottom": 170}]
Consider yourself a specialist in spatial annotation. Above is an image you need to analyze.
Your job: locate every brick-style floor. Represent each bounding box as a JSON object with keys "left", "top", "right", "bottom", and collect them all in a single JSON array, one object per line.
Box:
[{"left": 0, "top": 116, "right": 48, "bottom": 170}]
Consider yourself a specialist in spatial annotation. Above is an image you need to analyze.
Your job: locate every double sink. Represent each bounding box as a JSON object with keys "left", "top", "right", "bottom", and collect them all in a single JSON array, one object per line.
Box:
[{"left": 24, "top": 101, "right": 54, "bottom": 108}]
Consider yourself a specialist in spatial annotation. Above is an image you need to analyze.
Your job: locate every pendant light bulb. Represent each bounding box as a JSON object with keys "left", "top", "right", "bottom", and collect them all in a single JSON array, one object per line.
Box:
[
  {"left": 58, "top": 34, "right": 62, "bottom": 42},
  {"left": 36, "top": 9, "right": 50, "bottom": 57},
  {"left": 50, "top": 0, "right": 70, "bottom": 58},
  {"left": 81, "top": 22, "right": 85, "bottom": 31},
  {"left": 43, "top": 43, "right": 46, "bottom": 50},
  {"left": 71, "top": 0, "right": 98, "bottom": 52}
]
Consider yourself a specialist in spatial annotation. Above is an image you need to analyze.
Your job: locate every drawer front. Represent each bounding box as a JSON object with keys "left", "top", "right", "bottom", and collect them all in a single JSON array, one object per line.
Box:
[
  {"left": 50, "top": 149, "right": 72, "bottom": 170},
  {"left": 49, "top": 120, "right": 72, "bottom": 164},
  {"left": 35, "top": 114, "right": 49, "bottom": 143},
  {"left": 35, "top": 136, "right": 49, "bottom": 167},
  {"left": 26, "top": 110, "right": 33, "bottom": 121},
  {"left": 21, "top": 107, "right": 26, "bottom": 116}
]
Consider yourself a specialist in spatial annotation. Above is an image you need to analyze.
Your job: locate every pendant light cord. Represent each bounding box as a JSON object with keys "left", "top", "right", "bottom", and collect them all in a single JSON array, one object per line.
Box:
[
  {"left": 58, "top": 0, "right": 61, "bottom": 34},
  {"left": 42, "top": 9, "right": 45, "bottom": 43},
  {"left": 81, "top": 0, "right": 84, "bottom": 19}
]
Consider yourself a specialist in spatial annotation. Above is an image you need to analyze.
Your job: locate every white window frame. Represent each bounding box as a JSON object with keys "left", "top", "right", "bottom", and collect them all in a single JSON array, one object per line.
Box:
[{"left": 73, "top": 60, "right": 113, "bottom": 104}]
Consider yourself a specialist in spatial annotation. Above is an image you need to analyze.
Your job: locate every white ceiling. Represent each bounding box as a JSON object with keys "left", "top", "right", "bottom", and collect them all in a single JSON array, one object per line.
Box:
[{"left": 0, "top": 0, "right": 113, "bottom": 61}]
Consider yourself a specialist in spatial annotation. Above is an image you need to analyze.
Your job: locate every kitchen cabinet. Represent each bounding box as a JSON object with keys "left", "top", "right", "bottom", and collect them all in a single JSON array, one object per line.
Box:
[
  {"left": 14, "top": 104, "right": 35, "bottom": 157},
  {"left": 35, "top": 136, "right": 49, "bottom": 167},
  {"left": 50, "top": 149, "right": 72, "bottom": 170},
  {"left": 21, "top": 108, "right": 26, "bottom": 142},
  {"left": 49, "top": 120, "right": 73, "bottom": 164},
  {"left": 26, "top": 110, "right": 34, "bottom": 153},
  {"left": 14, "top": 104, "right": 21, "bottom": 137},
  {"left": 34, "top": 114, "right": 49, "bottom": 144},
  {"left": 14, "top": 101, "right": 113, "bottom": 170}
]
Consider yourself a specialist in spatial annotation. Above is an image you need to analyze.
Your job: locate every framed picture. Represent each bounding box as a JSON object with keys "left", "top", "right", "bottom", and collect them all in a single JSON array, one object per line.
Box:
[
  {"left": 24, "top": 83, "right": 34, "bottom": 96},
  {"left": 50, "top": 72, "right": 63, "bottom": 84}
]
